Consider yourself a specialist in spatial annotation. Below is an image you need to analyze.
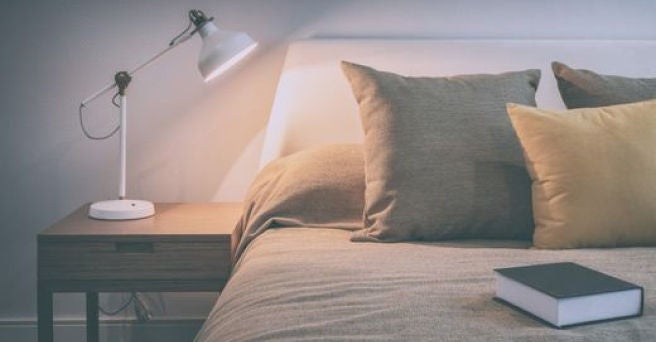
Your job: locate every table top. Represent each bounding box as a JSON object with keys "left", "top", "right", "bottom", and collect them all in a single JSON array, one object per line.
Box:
[{"left": 39, "top": 202, "right": 243, "bottom": 240}]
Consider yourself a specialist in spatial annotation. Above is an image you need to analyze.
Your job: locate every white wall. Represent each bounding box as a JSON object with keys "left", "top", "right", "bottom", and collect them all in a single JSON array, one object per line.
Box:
[{"left": 1, "top": 0, "right": 654, "bottom": 339}]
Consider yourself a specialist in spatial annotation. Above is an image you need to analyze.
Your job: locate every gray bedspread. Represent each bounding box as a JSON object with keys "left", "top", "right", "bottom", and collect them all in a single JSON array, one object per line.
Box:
[{"left": 195, "top": 228, "right": 656, "bottom": 341}]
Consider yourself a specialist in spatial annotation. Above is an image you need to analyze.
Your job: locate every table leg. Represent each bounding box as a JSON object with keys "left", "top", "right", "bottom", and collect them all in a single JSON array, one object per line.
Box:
[
  {"left": 86, "top": 292, "right": 99, "bottom": 342},
  {"left": 37, "top": 283, "right": 53, "bottom": 342}
]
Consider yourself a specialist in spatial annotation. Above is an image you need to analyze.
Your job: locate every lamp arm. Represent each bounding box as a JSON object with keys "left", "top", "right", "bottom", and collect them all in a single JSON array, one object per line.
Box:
[
  {"left": 127, "top": 32, "right": 195, "bottom": 81},
  {"left": 80, "top": 30, "right": 196, "bottom": 107},
  {"left": 80, "top": 9, "right": 215, "bottom": 106}
]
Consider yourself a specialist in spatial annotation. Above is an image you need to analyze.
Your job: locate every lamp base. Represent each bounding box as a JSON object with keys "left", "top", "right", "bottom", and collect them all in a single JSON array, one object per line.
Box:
[{"left": 88, "top": 199, "right": 155, "bottom": 220}]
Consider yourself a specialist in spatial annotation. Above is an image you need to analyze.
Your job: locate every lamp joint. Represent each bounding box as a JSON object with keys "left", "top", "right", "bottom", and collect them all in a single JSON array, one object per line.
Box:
[
  {"left": 114, "top": 71, "right": 132, "bottom": 95},
  {"left": 189, "top": 9, "right": 214, "bottom": 29}
]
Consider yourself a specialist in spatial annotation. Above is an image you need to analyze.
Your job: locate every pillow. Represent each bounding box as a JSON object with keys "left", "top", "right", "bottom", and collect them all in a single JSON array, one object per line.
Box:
[
  {"left": 507, "top": 100, "right": 656, "bottom": 249},
  {"left": 552, "top": 61, "right": 656, "bottom": 108},
  {"left": 231, "top": 144, "right": 365, "bottom": 261},
  {"left": 341, "top": 61, "right": 540, "bottom": 242}
]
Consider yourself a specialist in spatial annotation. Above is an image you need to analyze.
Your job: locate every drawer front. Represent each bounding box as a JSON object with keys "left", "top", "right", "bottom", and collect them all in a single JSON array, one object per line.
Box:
[{"left": 39, "top": 240, "right": 230, "bottom": 281}]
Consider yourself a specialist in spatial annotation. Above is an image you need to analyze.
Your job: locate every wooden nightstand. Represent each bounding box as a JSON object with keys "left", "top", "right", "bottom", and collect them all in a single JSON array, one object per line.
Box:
[{"left": 37, "top": 202, "right": 242, "bottom": 342}]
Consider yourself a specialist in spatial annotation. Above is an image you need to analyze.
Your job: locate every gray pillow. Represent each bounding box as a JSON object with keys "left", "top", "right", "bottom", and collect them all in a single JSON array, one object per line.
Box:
[
  {"left": 552, "top": 61, "right": 656, "bottom": 108},
  {"left": 341, "top": 61, "right": 540, "bottom": 242}
]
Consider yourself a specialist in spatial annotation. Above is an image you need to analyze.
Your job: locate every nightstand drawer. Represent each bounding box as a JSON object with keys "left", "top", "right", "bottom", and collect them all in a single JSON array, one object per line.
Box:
[{"left": 38, "top": 240, "right": 230, "bottom": 281}]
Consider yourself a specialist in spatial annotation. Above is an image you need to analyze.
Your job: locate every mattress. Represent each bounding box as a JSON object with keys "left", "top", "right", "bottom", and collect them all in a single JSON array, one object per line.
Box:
[{"left": 195, "top": 227, "right": 656, "bottom": 341}]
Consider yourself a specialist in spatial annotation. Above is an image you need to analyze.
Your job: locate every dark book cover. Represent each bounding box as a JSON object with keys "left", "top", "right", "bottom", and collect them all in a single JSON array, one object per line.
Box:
[{"left": 495, "top": 262, "right": 641, "bottom": 298}]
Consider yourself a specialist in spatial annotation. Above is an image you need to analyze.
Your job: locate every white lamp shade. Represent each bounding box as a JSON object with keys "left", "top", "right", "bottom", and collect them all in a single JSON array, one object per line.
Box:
[{"left": 197, "top": 22, "right": 258, "bottom": 82}]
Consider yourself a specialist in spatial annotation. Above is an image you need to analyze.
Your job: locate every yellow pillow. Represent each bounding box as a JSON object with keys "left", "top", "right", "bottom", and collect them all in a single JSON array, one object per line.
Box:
[{"left": 507, "top": 100, "right": 656, "bottom": 248}]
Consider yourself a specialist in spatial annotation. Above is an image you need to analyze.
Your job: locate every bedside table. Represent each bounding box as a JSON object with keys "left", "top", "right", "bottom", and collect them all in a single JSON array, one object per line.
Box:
[{"left": 37, "top": 202, "right": 242, "bottom": 342}]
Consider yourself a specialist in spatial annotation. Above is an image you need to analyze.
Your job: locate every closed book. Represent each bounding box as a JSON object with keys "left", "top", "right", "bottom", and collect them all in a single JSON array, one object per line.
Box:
[{"left": 494, "top": 262, "right": 643, "bottom": 328}]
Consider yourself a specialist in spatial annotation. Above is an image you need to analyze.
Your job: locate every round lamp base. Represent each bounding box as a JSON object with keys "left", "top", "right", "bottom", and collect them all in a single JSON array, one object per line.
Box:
[{"left": 88, "top": 199, "right": 155, "bottom": 220}]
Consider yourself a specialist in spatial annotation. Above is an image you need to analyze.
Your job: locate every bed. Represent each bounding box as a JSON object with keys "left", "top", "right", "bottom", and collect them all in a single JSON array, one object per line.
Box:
[{"left": 195, "top": 40, "right": 656, "bottom": 341}]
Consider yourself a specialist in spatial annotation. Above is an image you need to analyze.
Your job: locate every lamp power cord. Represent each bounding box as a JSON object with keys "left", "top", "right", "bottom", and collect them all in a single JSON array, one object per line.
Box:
[
  {"left": 79, "top": 92, "right": 121, "bottom": 140},
  {"left": 98, "top": 292, "right": 153, "bottom": 322}
]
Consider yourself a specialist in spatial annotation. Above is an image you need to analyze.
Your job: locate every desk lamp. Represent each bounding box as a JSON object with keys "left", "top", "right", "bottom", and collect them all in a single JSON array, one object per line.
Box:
[{"left": 79, "top": 9, "right": 257, "bottom": 220}]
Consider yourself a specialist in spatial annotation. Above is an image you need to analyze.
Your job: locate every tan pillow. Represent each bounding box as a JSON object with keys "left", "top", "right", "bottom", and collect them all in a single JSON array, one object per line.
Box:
[
  {"left": 231, "top": 144, "right": 365, "bottom": 261},
  {"left": 507, "top": 100, "right": 656, "bottom": 248}
]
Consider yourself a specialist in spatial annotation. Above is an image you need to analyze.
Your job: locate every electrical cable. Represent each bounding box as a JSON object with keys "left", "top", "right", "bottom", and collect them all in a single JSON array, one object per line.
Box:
[
  {"left": 79, "top": 92, "right": 121, "bottom": 140},
  {"left": 97, "top": 291, "right": 153, "bottom": 319},
  {"left": 169, "top": 20, "right": 193, "bottom": 46},
  {"left": 98, "top": 293, "right": 136, "bottom": 316},
  {"left": 111, "top": 92, "right": 120, "bottom": 108},
  {"left": 133, "top": 293, "right": 153, "bottom": 322}
]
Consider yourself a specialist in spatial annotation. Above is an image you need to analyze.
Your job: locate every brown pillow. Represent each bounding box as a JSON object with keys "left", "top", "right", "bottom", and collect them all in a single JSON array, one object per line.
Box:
[
  {"left": 231, "top": 144, "right": 365, "bottom": 261},
  {"left": 342, "top": 61, "right": 540, "bottom": 242},
  {"left": 507, "top": 100, "right": 656, "bottom": 249},
  {"left": 552, "top": 61, "right": 656, "bottom": 109}
]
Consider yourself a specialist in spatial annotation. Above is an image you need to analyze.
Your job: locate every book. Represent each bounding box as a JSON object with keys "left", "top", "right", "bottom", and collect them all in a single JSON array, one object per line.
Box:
[{"left": 494, "top": 262, "right": 643, "bottom": 328}]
